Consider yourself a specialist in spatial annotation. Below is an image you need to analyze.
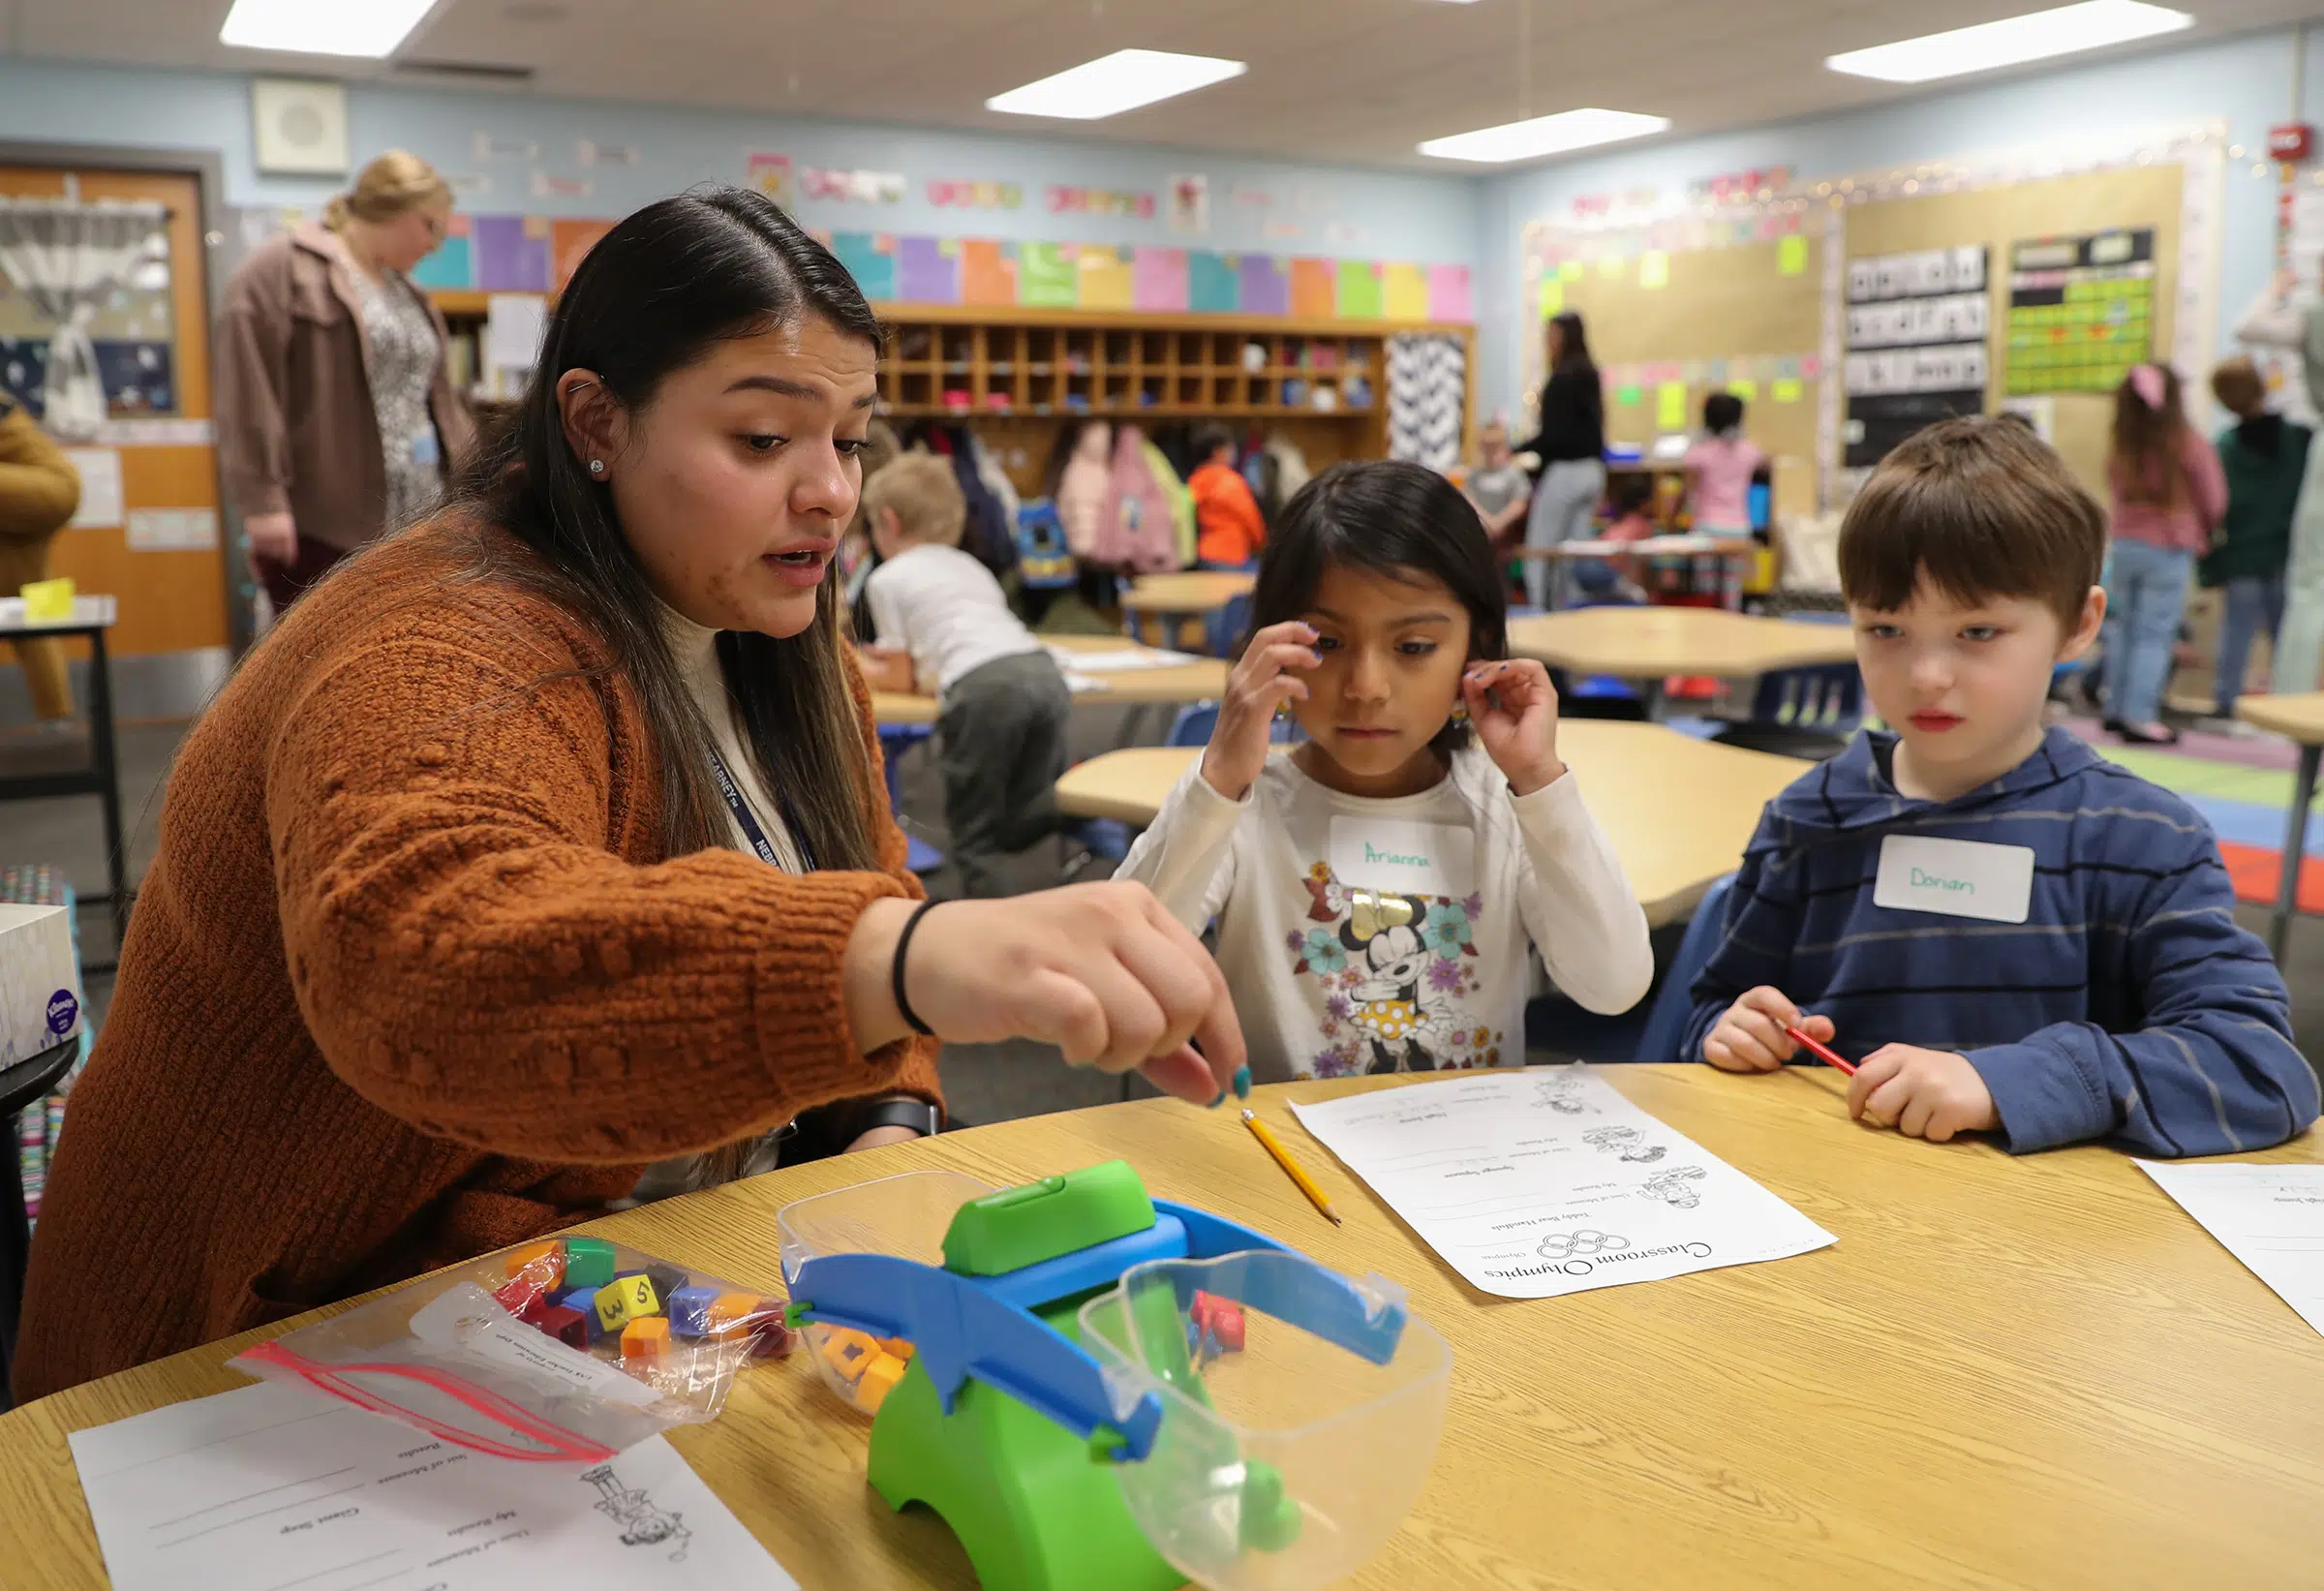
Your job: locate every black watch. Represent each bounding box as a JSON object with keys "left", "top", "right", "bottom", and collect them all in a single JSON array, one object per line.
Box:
[{"left": 855, "top": 1099, "right": 941, "bottom": 1139}]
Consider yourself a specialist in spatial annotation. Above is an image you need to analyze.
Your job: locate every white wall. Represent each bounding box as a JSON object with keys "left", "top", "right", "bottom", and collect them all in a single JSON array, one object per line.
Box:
[
  {"left": 1475, "top": 25, "right": 2319, "bottom": 422},
  {"left": 0, "top": 56, "right": 1483, "bottom": 266}
]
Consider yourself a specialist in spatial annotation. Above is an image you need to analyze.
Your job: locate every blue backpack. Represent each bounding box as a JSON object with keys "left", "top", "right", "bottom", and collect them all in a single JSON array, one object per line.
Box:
[{"left": 1015, "top": 499, "right": 1077, "bottom": 590}]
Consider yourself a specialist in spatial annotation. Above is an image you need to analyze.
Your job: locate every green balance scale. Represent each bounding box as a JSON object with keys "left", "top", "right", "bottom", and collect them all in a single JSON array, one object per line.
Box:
[{"left": 779, "top": 1161, "right": 1452, "bottom": 1591}]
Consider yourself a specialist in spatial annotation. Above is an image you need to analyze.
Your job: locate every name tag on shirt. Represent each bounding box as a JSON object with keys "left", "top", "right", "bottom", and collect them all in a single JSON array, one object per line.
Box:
[
  {"left": 1873, "top": 835, "right": 2034, "bottom": 924},
  {"left": 1329, "top": 817, "right": 1475, "bottom": 900}
]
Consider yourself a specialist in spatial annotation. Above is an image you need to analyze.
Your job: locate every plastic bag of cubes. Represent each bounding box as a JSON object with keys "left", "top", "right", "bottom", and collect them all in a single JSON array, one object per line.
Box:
[{"left": 229, "top": 1235, "right": 794, "bottom": 1463}]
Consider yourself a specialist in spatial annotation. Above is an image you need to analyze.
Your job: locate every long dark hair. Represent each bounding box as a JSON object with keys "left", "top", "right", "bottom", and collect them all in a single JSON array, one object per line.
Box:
[
  {"left": 2110, "top": 363, "right": 2190, "bottom": 508},
  {"left": 453, "top": 186, "right": 884, "bottom": 875},
  {"left": 1244, "top": 460, "right": 1508, "bottom": 758},
  {"left": 1549, "top": 310, "right": 1594, "bottom": 375}
]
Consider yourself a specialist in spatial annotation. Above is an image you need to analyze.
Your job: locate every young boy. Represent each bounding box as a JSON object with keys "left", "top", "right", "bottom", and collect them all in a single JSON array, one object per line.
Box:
[
  {"left": 2201, "top": 355, "right": 2311, "bottom": 719},
  {"left": 1189, "top": 423, "right": 1266, "bottom": 569},
  {"left": 856, "top": 453, "right": 1071, "bottom": 899},
  {"left": 1463, "top": 420, "right": 1532, "bottom": 548},
  {"left": 1684, "top": 415, "right": 2316, "bottom": 1157}
]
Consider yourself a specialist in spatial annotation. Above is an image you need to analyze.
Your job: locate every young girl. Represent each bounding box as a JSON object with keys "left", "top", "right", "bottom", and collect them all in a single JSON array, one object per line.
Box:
[
  {"left": 2103, "top": 363, "right": 2226, "bottom": 746},
  {"left": 1682, "top": 391, "right": 1765, "bottom": 536},
  {"left": 1117, "top": 460, "right": 1653, "bottom": 1083}
]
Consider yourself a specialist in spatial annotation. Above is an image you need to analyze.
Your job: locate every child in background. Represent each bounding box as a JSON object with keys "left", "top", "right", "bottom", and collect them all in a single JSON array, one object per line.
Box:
[
  {"left": 2201, "top": 355, "right": 2311, "bottom": 719},
  {"left": 1462, "top": 420, "right": 1532, "bottom": 549},
  {"left": 1686, "top": 416, "right": 2311, "bottom": 1158},
  {"left": 1117, "top": 460, "right": 1653, "bottom": 1084},
  {"left": 855, "top": 454, "right": 1071, "bottom": 899},
  {"left": 2101, "top": 363, "right": 2226, "bottom": 746},
  {"left": 1682, "top": 392, "right": 1765, "bottom": 536},
  {"left": 1598, "top": 472, "right": 1658, "bottom": 598},
  {"left": 1190, "top": 423, "right": 1267, "bottom": 570}
]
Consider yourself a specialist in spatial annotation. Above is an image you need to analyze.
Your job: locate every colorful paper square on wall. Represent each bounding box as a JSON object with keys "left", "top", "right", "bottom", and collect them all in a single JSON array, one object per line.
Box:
[
  {"left": 473, "top": 215, "right": 549, "bottom": 292},
  {"left": 1080, "top": 245, "right": 1134, "bottom": 311},
  {"left": 409, "top": 213, "right": 473, "bottom": 290},
  {"left": 1134, "top": 247, "right": 1190, "bottom": 313},
  {"left": 1190, "top": 252, "right": 1238, "bottom": 313},
  {"left": 1019, "top": 241, "right": 1076, "bottom": 307},
  {"left": 831, "top": 232, "right": 897, "bottom": 301},
  {"left": 1426, "top": 263, "right": 1472, "bottom": 321},
  {"left": 1290, "top": 259, "right": 1335, "bottom": 320},
  {"left": 1335, "top": 260, "right": 1385, "bottom": 320},
  {"left": 1238, "top": 255, "right": 1289, "bottom": 317},
  {"left": 962, "top": 239, "right": 1015, "bottom": 307},
  {"left": 549, "top": 219, "right": 616, "bottom": 292},
  {"left": 898, "top": 235, "right": 959, "bottom": 304},
  {"left": 1383, "top": 263, "right": 1427, "bottom": 321}
]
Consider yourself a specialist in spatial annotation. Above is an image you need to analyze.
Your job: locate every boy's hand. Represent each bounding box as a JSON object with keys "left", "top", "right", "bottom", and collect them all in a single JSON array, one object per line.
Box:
[
  {"left": 855, "top": 644, "right": 915, "bottom": 694},
  {"left": 1202, "top": 621, "right": 1317, "bottom": 800},
  {"left": 1848, "top": 1045, "right": 1997, "bottom": 1142},
  {"left": 1463, "top": 658, "right": 1566, "bottom": 796},
  {"left": 1703, "top": 987, "right": 1833, "bottom": 1073}
]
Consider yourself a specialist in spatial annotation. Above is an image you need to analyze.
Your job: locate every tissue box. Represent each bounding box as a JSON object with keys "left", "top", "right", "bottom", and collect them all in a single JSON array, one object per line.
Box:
[{"left": 0, "top": 903, "right": 80, "bottom": 1064}]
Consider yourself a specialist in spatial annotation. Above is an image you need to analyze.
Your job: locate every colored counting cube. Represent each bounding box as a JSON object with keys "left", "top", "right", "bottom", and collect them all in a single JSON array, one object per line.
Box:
[
  {"left": 621, "top": 1317, "right": 671, "bottom": 1363},
  {"left": 706, "top": 1292, "right": 770, "bottom": 1334},
  {"left": 1191, "top": 1292, "right": 1246, "bottom": 1352},
  {"left": 668, "top": 1285, "right": 719, "bottom": 1339},
  {"left": 503, "top": 1239, "right": 566, "bottom": 1291},
  {"left": 563, "top": 1237, "right": 618, "bottom": 1290},
  {"left": 644, "top": 1264, "right": 689, "bottom": 1305},
  {"left": 820, "top": 1327, "right": 880, "bottom": 1383},
  {"left": 879, "top": 1337, "right": 914, "bottom": 1361},
  {"left": 857, "top": 1351, "right": 908, "bottom": 1413},
  {"left": 592, "top": 1272, "right": 661, "bottom": 1333},
  {"left": 537, "top": 1304, "right": 590, "bottom": 1351},
  {"left": 493, "top": 1276, "right": 549, "bottom": 1322}
]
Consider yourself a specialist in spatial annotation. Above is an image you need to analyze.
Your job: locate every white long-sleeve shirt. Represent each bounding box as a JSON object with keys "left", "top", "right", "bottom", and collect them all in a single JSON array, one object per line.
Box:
[{"left": 1117, "top": 748, "right": 1652, "bottom": 1083}]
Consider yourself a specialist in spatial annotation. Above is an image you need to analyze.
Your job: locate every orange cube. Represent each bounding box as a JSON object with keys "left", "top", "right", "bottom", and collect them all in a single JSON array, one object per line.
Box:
[
  {"left": 857, "top": 1351, "right": 908, "bottom": 1413},
  {"left": 504, "top": 1239, "right": 566, "bottom": 1292},
  {"left": 706, "top": 1292, "right": 770, "bottom": 1334},
  {"left": 879, "top": 1337, "right": 914, "bottom": 1361},
  {"left": 621, "top": 1317, "right": 671, "bottom": 1363},
  {"left": 819, "top": 1327, "right": 879, "bottom": 1383}
]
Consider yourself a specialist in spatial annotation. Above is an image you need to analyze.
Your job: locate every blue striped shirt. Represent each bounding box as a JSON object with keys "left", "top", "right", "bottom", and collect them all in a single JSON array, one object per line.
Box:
[{"left": 1682, "top": 727, "right": 2317, "bottom": 1156}]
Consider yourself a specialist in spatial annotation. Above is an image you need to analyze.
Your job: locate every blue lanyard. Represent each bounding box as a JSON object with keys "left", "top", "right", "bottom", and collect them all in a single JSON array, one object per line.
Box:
[{"left": 706, "top": 745, "right": 814, "bottom": 872}]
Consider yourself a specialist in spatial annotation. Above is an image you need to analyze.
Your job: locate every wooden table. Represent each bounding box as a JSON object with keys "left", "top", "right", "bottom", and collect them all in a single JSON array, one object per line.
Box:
[
  {"left": 0, "top": 595, "right": 126, "bottom": 970},
  {"left": 1054, "top": 719, "right": 1807, "bottom": 927},
  {"left": 6, "top": 1068, "right": 2319, "bottom": 1589},
  {"left": 1119, "top": 570, "right": 1257, "bottom": 653},
  {"left": 1509, "top": 606, "right": 1855, "bottom": 716},
  {"left": 871, "top": 636, "right": 1230, "bottom": 728},
  {"left": 2235, "top": 690, "right": 2324, "bottom": 961}
]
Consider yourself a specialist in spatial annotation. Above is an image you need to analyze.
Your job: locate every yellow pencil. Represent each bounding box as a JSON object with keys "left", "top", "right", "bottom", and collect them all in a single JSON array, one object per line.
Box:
[{"left": 1240, "top": 1109, "right": 1341, "bottom": 1226}]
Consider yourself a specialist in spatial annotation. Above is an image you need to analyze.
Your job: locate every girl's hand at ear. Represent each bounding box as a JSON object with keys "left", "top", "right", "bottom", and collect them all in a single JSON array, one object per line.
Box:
[
  {"left": 1463, "top": 658, "right": 1566, "bottom": 796},
  {"left": 1202, "top": 621, "right": 1319, "bottom": 800}
]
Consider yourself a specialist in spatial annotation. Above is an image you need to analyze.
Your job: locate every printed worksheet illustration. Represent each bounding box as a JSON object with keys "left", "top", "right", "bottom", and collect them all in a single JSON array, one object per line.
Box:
[{"left": 1289, "top": 1068, "right": 1835, "bottom": 1300}]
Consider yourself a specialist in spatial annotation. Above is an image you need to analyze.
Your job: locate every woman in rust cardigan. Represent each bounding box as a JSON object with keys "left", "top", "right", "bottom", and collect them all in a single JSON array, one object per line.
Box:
[{"left": 14, "top": 190, "right": 1240, "bottom": 1401}]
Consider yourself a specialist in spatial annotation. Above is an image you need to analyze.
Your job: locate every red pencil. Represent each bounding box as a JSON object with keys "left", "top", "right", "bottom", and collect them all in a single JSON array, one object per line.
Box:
[{"left": 1785, "top": 1025, "right": 1856, "bottom": 1077}]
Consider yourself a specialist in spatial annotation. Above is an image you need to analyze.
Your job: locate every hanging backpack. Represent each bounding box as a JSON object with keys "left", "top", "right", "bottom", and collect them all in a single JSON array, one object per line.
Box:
[
  {"left": 1142, "top": 437, "right": 1198, "bottom": 569},
  {"left": 1097, "top": 423, "right": 1182, "bottom": 572},
  {"left": 1014, "top": 499, "right": 1077, "bottom": 590}
]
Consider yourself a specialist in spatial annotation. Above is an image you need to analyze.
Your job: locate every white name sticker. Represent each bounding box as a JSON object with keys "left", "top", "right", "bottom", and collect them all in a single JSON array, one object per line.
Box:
[
  {"left": 1873, "top": 835, "right": 2034, "bottom": 924},
  {"left": 1329, "top": 817, "right": 1476, "bottom": 900}
]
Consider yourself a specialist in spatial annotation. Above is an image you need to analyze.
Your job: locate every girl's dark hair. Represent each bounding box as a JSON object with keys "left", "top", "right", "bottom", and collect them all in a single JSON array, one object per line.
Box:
[
  {"left": 1703, "top": 392, "right": 1744, "bottom": 435},
  {"left": 2110, "top": 363, "right": 2190, "bottom": 508},
  {"left": 1244, "top": 460, "right": 1508, "bottom": 757},
  {"left": 452, "top": 186, "right": 884, "bottom": 878},
  {"left": 1549, "top": 310, "right": 1594, "bottom": 375}
]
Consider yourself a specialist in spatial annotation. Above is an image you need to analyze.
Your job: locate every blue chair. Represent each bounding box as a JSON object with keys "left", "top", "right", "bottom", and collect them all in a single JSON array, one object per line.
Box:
[
  {"left": 876, "top": 722, "right": 945, "bottom": 875},
  {"left": 1713, "top": 611, "right": 1860, "bottom": 758},
  {"left": 1164, "top": 701, "right": 1300, "bottom": 748},
  {"left": 1524, "top": 874, "right": 1734, "bottom": 1063}
]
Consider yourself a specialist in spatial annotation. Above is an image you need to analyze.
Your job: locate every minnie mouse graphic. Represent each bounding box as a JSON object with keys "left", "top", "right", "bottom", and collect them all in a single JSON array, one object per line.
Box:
[{"left": 1339, "top": 890, "right": 1454, "bottom": 1074}]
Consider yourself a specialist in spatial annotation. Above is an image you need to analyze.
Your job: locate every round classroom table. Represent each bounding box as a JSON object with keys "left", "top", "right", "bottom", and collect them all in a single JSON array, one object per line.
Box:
[
  {"left": 1053, "top": 719, "right": 1808, "bottom": 927},
  {"left": 2234, "top": 689, "right": 2324, "bottom": 962},
  {"left": 3, "top": 1069, "right": 2318, "bottom": 1588},
  {"left": 1508, "top": 606, "right": 1856, "bottom": 680},
  {"left": 871, "top": 635, "right": 1230, "bottom": 727},
  {"left": 1117, "top": 570, "right": 1258, "bottom": 615}
]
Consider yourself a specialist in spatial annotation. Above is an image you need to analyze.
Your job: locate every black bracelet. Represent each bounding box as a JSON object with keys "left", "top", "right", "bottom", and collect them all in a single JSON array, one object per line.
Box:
[{"left": 891, "top": 899, "right": 943, "bottom": 1037}]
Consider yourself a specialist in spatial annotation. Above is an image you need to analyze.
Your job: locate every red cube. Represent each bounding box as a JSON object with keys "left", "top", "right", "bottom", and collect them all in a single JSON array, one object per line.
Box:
[
  {"left": 493, "top": 1276, "right": 547, "bottom": 1322},
  {"left": 536, "top": 1304, "right": 590, "bottom": 1350}
]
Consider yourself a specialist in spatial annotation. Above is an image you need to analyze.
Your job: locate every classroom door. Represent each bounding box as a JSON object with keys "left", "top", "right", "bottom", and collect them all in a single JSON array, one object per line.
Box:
[{"left": 0, "top": 164, "right": 227, "bottom": 719}]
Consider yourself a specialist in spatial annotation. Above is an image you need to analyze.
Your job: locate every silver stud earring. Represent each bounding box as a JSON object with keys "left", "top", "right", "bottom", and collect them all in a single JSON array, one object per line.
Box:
[{"left": 588, "top": 458, "right": 606, "bottom": 476}]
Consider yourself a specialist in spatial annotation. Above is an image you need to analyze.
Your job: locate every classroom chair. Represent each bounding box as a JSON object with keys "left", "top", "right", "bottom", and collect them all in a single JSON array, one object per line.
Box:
[
  {"left": 876, "top": 723, "right": 946, "bottom": 876},
  {"left": 1524, "top": 874, "right": 1733, "bottom": 1064},
  {"left": 1713, "top": 613, "right": 1861, "bottom": 759}
]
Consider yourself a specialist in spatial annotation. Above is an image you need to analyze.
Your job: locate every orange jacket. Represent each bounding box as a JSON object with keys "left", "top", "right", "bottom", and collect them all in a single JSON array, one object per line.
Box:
[{"left": 1191, "top": 460, "right": 1266, "bottom": 566}]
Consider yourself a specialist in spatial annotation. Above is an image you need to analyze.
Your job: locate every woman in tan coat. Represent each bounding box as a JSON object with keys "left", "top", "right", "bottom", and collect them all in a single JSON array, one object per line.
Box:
[
  {"left": 0, "top": 393, "right": 81, "bottom": 723},
  {"left": 215, "top": 150, "right": 475, "bottom": 612}
]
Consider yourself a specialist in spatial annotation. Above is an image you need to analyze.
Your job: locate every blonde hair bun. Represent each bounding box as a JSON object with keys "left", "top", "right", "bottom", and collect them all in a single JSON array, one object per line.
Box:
[{"left": 325, "top": 150, "right": 451, "bottom": 231}]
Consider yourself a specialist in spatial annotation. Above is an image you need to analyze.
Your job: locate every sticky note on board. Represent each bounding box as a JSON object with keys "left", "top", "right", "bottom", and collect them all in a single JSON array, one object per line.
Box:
[
  {"left": 1772, "top": 377, "right": 1805, "bottom": 404},
  {"left": 1559, "top": 260, "right": 1585, "bottom": 281},
  {"left": 1539, "top": 278, "right": 1565, "bottom": 319},
  {"left": 1615, "top": 384, "right": 1643, "bottom": 407},
  {"left": 1778, "top": 235, "right": 1808, "bottom": 276},
  {"left": 1638, "top": 251, "right": 1669, "bottom": 290},
  {"left": 1728, "top": 379, "right": 1758, "bottom": 402},
  {"left": 1656, "top": 382, "right": 1688, "bottom": 429}
]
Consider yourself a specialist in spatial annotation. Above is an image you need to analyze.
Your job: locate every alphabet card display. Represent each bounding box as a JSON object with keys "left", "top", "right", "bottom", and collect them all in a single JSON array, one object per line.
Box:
[
  {"left": 1289, "top": 1069, "right": 1835, "bottom": 1300},
  {"left": 1842, "top": 245, "right": 1990, "bottom": 467}
]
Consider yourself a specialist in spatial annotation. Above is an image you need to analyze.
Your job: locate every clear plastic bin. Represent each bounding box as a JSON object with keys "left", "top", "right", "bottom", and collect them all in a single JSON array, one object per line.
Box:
[
  {"left": 776, "top": 1169, "right": 993, "bottom": 1415},
  {"left": 1079, "top": 1250, "right": 1452, "bottom": 1591}
]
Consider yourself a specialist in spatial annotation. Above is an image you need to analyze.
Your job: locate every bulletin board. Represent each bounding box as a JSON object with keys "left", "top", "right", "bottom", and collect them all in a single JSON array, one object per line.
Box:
[
  {"left": 1526, "top": 233, "right": 1828, "bottom": 470},
  {"left": 1841, "top": 163, "right": 2185, "bottom": 496}
]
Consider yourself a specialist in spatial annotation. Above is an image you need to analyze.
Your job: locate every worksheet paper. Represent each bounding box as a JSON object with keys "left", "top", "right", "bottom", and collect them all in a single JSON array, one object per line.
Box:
[
  {"left": 70, "top": 1381, "right": 798, "bottom": 1591},
  {"left": 2138, "top": 1160, "right": 2324, "bottom": 1337},
  {"left": 1288, "top": 1069, "right": 1836, "bottom": 1300},
  {"left": 1043, "top": 645, "right": 1200, "bottom": 672}
]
